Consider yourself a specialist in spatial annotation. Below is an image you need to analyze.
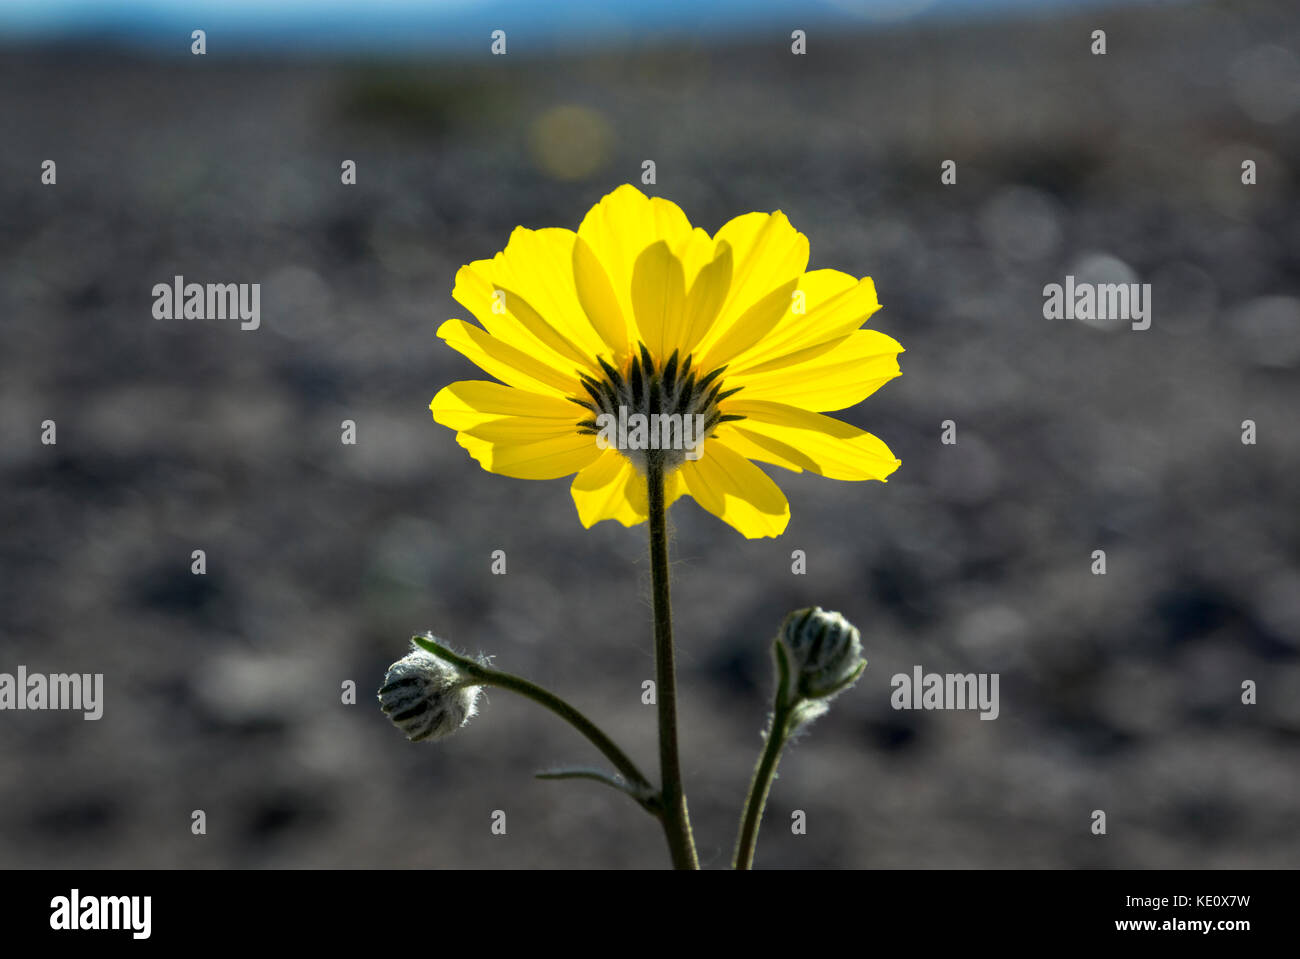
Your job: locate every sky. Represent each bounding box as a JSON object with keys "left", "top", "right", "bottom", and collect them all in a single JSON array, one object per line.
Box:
[{"left": 0, "top": 0, "right": 1170, "bottom": 55}]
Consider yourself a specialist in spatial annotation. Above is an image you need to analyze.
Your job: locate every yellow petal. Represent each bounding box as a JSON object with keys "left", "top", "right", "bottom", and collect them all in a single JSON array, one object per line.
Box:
[
  {"left": 452, "top": 257, "right": 598, "bottom": 378},
  {"left": 437, "top": 319, "right": 581, "bottom": 397},
  {"left": 577, "top": 184, "right": 696, "bottom": 348},
  {"left": 570, "top": 450, "right": 686, "bottom": 527},
  {"left": 664, "top": 468, "right": 686, "bottom": 510},
  {"left": 729, "top": 271, "right": 881, "bottom": 372},
  {"left": 456, "top": 429, "right": 601, "bottom": 480},
  {"left": 571, "top": 449, "right": 646, "bottom": 527},
  {"left": 431, "top": 380, "right": 584, "bottom": 431},
  {"left": 631, "top": 241, "right": 687, "bottom": 364},
  {"left": 572, "top": 235, "right": 630, "bottom": 359},
  {"left": 710, "top": 422, "right": 811, "bottom": 474},
  {"left": 727, "top": 330, "right": 903, "bottom": 411},
  {"left": 673, "top": 227, "right": 718, "bottom": 290},
  {"left": 676, "top": 240, "right": 732, "bottom": 357},
  {"left": 679, "top": 441, "right": 790, "bottom": 538},
  {"left": 484, "top": 281, "right": 599, "bottom": 376},
  {"left": 693, "top": 211, "right": 808, "bottom": 360},
  {"left": 459, "top": 416, "right": 583, "bottom": 444},
  {"left": 696, "top": 276, "right": 799, "bottom": 373},
  {"left": 490, "top": 227, "right": 611, "bottom": 361},
  {"left": 724, "top": 400, "right": 900, "bottom": 480}
]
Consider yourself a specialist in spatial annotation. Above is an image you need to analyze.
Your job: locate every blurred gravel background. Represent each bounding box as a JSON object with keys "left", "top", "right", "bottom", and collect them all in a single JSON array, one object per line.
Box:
[{"left": 1, "top": 0, "right": 1298, "bottom": 869}]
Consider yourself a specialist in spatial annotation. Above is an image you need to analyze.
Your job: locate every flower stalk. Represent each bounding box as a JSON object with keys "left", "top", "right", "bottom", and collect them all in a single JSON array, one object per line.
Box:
[
  {"left": 733, "top": 637, "right": 795, "bottom": 870},
  {"left": 411, "top": 635, "right": 659, "bottom": 814},
  {"left": 733, "top": 608, "right": 867, "bottom": 869},
  {"left": 647, "top": 457, "right": 699, "bottom": 869}
]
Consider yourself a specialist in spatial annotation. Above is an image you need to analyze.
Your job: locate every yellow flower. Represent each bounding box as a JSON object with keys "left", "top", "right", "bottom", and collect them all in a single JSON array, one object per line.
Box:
[{"left": 430, "top": 184, "right": 902, "bottom": 539}]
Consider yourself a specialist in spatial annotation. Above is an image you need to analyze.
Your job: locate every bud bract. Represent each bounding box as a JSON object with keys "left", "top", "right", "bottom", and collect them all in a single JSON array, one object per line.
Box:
[
  {"left": 378, "top": 640, "right": 482, "bottom": 742},
  {"left": 777, "top": 606, "right": 866, "bottom": 702}
]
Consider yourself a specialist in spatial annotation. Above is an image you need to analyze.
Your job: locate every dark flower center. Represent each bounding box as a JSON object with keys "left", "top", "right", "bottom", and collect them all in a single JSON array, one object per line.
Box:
[{"left": 570, "top": 343, "right": 745, "bottom": 468}]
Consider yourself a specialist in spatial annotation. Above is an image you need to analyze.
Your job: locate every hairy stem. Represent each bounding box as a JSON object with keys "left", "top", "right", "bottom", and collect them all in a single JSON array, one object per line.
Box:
[
  {"left": 647, "top": 459, "right": 699, "bottom": 869},
  {"left": 412, "top": 635, "right": 658, "bottom": 815},
  {"left": 733, "top": 696, "right": 792, "bottom": 870}
]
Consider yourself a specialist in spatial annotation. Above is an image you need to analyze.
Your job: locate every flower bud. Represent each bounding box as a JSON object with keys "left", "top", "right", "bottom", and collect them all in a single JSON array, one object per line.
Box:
[
  {"left": 378, "top": 640, "right": 482, "bottom": 742},
  {"left": 777, "top": 607, "right": 866, "bottom": 701}
]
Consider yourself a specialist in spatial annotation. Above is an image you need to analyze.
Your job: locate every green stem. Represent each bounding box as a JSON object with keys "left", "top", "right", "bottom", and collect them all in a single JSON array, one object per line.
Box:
[
  {"left": 647, "top": 458, "right": 699, "bottom": 870},
  {"left": 733, "top": 695, "right": 793, "bottom": 870},
  {"left": 412, "top": 635, "right": 657, "bottom": 812}
]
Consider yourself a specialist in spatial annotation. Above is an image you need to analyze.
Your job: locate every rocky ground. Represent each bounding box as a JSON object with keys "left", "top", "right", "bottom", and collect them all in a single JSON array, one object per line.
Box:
[{"left": 1, "top": 0, "right": 1298, "bottom": 869}]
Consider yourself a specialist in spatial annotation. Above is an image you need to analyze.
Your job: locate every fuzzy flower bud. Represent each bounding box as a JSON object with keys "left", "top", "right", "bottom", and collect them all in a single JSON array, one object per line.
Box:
[
  {"left": 777, "top": 606, "right": 866, "bottom": 702},
  {"left": 378, "top": 640, "right": 482, "bottom": 742}
]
